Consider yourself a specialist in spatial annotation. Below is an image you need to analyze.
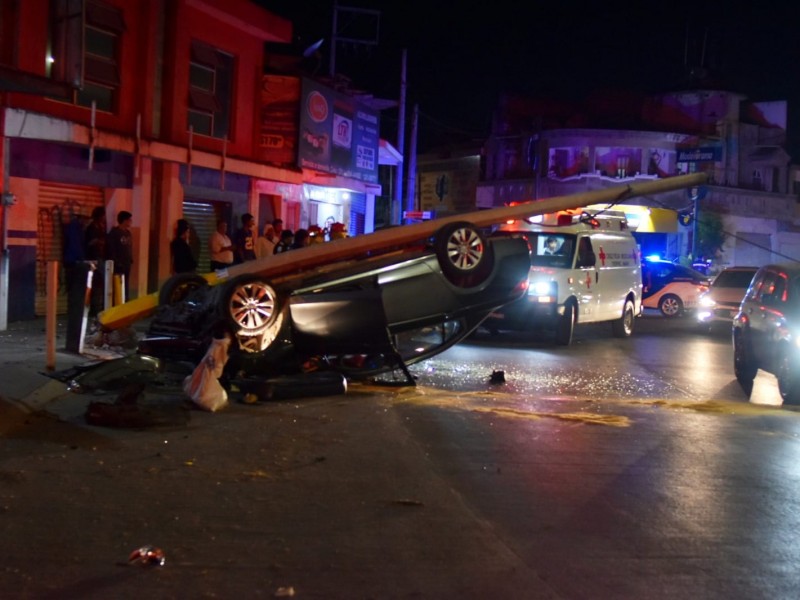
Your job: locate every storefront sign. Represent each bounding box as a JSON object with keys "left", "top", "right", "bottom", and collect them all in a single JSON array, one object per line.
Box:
[
  {"left": 677, "top": 146, "right": 722, "bottom": 163},
  {"left": 298, "top": 78, "right": 380, "bottom": 183},
  {"left": 259, "top": 75, "right": 301, "bottom": 165}
]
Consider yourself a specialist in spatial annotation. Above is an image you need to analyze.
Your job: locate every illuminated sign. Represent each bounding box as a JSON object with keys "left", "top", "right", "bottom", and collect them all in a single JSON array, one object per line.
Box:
[
  {"left": 677, "top": 147, "right": 722, "bottom": 163},
  {"left": 297, "top": 78, "right": 380, "bottom": 183}
]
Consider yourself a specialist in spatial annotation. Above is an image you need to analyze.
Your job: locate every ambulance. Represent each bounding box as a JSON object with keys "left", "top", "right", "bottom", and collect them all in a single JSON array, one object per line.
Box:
[{"left": 487, "top": 206, "right": 642, "bottom": 345}]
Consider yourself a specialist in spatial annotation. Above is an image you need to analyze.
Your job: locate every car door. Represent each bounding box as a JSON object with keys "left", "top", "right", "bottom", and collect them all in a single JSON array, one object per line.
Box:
[
  {"left": 574, "top": 235, "right": 598, "bottom": 320},
  {"left": 746, "top": 269, "right": 777, "bottom": 367},
  {"left": 758, "top": 271, "right": 788, "bottom": 372}
]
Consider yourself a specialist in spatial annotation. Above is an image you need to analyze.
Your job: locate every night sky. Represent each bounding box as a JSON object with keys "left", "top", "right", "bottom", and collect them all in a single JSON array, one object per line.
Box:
[{"left": 259, "top": 1, "right": 800, "bottom": 155}]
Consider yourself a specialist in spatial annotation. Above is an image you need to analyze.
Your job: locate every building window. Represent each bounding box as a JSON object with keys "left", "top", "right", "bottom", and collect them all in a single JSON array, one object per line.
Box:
[
  {"left": 0, "top": 1, "right": 20, "bottom": 66},
  {"left": 188, "top": 40, "right": 233, "bottom": 139},
  {"left": 48, "top": 0, "right": 123, "bottom": 112}
]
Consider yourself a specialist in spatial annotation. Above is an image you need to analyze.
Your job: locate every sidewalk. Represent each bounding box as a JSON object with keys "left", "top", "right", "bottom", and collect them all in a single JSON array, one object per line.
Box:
[{"left": 0, "top": 316, "right": 141, "bottom": 411}]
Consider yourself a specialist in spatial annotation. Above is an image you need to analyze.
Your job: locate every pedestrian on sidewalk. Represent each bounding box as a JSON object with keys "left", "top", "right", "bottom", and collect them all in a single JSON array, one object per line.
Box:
[
  {"left": 106, "top": 210, "right": 133, "bottom": 301},
  {"left": 209, "top": 219, "right": 234, "bottom": 271},
  {"left": 170, "top": 219, "right": 198, "bottom": 274}
]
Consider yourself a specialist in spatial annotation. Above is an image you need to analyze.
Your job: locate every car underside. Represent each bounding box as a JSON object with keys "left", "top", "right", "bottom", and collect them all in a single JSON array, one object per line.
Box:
[{"left": 138, "top": 224, "right": 531, "bottom": 385}]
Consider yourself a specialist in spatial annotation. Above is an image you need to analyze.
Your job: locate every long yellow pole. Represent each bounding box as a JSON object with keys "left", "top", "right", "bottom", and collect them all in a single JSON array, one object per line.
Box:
[{"left": 99, "top": 173, "right": 708, "bottom": 331}]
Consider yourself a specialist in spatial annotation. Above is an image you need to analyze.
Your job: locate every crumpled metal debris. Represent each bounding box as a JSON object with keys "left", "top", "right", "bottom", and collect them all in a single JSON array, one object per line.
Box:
[
  {"left": 128, "top": 545, "right": 166, "bottom": 566},
  {"left": 490, "top": 369, "right": 506, "bottom": 384}
]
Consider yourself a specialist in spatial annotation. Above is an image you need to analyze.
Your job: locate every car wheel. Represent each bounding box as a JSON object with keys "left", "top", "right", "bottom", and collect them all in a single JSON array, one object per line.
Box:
[
  {"left": 220, "top": 275, "right": 280, "bottom": 337},
  {"left": 777, "top": 348, "right": 800, "bottom": 405},
  {"left": 555, "top": 302, "right": 575, "bottom": 346},
  {"left": 158, "top": 273, "right": 208, "bottom": 306},
  {"left": 658, "top": 294, "right": 683, "bottom": 317},
  {"left": 434, "top": 221, "right": 494, "bottom": 287},
  {"left": 733, "top": 331, "right": 757, "bottom": 389},
  {"left": 612, "top": 299, "right": 635, "bottom": 338}
]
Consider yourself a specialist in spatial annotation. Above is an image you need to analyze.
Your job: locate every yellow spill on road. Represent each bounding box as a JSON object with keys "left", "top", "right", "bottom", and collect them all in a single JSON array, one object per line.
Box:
[
  {"left": 629, "top": 399, "right": 791, "bottom": 416},
  {"left": 472, "top": 406, "right": 631, "bottom": 427},
  {"left": 350, "top": 383, "right": 631, "bottom": 427}
]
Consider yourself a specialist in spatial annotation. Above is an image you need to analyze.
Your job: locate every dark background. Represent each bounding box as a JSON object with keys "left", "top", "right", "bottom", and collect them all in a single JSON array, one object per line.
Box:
[{"left": 258, "top": 1, "right": 800, "bottom": 155}]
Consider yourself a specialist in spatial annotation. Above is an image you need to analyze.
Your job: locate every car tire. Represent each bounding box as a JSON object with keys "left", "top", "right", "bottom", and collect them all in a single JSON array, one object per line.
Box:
[
  {"left": 158, "top": 273, "right": 208, "bottom": 306},
  {"left": 434, "top": 221, "right": 494, "bottom": 287},
  {"left": 733, "top": 331, "right": 757, "bottom": 390},
  {"left": 219, "top": 275, "right": 280, "bottom": 337},
  {"left": 612, "top": 298, "right": 635, "bottom": 338},
  {"left": 555, "top": 302, "right": 575, "bottom": 346},
  {"left": 658, "top": 294, "right": 683, "bottom": 317},
  {"left": 777, "top": 348, "right": 800, "bottom": 405}
]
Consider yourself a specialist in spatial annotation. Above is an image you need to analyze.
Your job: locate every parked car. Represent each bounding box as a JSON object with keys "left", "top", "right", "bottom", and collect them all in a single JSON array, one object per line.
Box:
[
  {"left": 732, "top": 263, "right": 800, "bottom": 404},
  {"left": 641, "top": 259, "right": 710, "bottom": 317},
  {"left": 138, "top": 222, "right": 531, "bottom": 384},
  {"left": 697, "top": 266, "right": 759, "bottom": 330}
]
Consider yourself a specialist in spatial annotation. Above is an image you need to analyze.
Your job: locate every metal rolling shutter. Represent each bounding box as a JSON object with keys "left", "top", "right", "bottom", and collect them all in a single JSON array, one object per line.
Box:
[
  {"left": 348, "top": 193, "right": 366, "bottom": 236},
  {"left": 181, "top": 200, "right": 218, "bottom": 273},
  {"left": 36, "top": 183, "right": 105, "bottom": 315}
]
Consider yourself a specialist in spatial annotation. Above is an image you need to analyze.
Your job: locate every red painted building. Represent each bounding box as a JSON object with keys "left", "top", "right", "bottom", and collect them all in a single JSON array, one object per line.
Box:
[{"left": 0, "top": 0, "right": 393, "bottom": 323}]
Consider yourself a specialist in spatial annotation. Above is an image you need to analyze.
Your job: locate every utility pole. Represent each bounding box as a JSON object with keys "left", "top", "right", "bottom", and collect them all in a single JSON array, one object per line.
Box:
[
  {"left": 404, "top": 103, "right": 418, "bottom": 221},
  {"left": 393, "top": 49, "right": 407, "bottom": 225},
  {"left": 328, "top": 1, "right": 339, "bottom": 78}
]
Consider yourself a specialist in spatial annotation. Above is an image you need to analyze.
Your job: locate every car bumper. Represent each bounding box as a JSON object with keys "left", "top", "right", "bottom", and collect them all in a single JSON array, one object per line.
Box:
[
  {"left": 697, "top": 304, "right": 739, "bottom": 324},
  {"left": 487, "top": 296, "right": 561, "bottom": 330}
]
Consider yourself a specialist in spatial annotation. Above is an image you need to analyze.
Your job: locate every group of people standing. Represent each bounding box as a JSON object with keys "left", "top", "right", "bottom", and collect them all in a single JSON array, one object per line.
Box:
[
  {"left": 206, "top": 214, "right": 316, "bottom": 272},
  {"left": 63, "top": 206, "right": 346, "bottom": 313},
  {"left": 62, "top": 206, "right": 134, "bottom": 314}
]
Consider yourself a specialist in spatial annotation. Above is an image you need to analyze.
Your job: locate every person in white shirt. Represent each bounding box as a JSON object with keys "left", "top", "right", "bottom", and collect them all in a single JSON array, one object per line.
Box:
[
  {"left": 255, "top": 223, "right": 277, "bottom": 259},
  {"left": 209, "top": 219, "right": 234, "bottom": 270}
]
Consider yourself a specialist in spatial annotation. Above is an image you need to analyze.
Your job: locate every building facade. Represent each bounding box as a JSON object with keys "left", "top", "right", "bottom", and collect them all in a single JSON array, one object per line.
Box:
[
  {"left": 477, "top": 90, "right": 799, "bottom": 270},
  {"left": 0, "top": 0, "right": 395, "bottom": 323}
]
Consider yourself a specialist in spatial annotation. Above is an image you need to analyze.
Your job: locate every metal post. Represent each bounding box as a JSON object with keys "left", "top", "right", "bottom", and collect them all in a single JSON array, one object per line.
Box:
[
  {"left": 328, "top": 1, "right": 338, "bottom": 77},
  {"left": 404, "top": 103, "right": 418, "bottom": 220},
  {"left": 393, "top": 49, "right": 407, "bottom": 225},
  {"left": 0, "top": 136, "right": 9, "bottom": 331},
  {"left": 46, "top": 261, "right": 58, "bottom": 371},
  {"left": 104, "top": 260, "right": 114, "bottom": 310},
  {"left": 692, "top": 195, "right": 700, "bottom": 261}
]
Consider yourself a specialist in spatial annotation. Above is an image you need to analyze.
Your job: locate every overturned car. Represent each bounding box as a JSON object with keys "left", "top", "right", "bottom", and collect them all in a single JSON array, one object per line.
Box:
[{"left": 139, "top": 222, "right": 531, "bottom": 384}]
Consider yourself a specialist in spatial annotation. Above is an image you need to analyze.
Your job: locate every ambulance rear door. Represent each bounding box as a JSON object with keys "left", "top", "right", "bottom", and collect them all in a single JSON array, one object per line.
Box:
[{"left": 593, "top": 232, "right": 640, "bottom": 321}]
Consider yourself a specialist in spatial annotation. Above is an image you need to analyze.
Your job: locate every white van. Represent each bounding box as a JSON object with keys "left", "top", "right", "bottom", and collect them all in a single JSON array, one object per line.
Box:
[{"left": 487, "top": 207, "right": 642, "bottom": 345}]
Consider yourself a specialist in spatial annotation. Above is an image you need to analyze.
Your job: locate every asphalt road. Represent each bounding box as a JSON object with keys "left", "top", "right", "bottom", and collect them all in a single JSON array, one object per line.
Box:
[{"left": 2, "top": 311, "right": 799, "bottom": 598}]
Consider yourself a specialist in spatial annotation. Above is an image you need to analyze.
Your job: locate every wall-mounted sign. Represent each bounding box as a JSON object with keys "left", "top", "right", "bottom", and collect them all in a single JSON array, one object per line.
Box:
[
  {"left": 677, "top": 147, "right": 722, "bottom": 163},
  {"left": 259, "top": 75, "right": 301, "bottom": 165},
  {"left": 403, "top": 211, "right": 433, "bottom": 220},
  {"left": 297, "top": 78, "right": 380, "bottom": 183}
]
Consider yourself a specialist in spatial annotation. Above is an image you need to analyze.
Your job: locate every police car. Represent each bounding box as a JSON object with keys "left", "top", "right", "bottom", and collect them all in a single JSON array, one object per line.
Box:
[{"left": 641, "top": 258, "right": 710, "bottom": 317}]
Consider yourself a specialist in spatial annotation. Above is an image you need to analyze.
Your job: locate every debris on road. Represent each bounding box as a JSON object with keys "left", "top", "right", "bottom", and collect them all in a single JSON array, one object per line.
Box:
[{"left": 128, "top": 545, "right": 166, "bottom": 566}]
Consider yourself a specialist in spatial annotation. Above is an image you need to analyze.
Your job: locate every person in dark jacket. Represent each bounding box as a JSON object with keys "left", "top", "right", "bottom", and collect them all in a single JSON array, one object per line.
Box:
[
  {"left": 274, "top": 229, "right": 294, "bottom": 254},
  {"left": 291, "top": 228, "right": 310, "bottom": 250},
  {"left": 170, "top": 219, "right": 198, "bottom": 274},
  {"left": 233, "top": 213, "right": 257, "bottom": 263},
  {"left": 84, "top": 206, "right": 107, "bottom": 315},
  {"left": 106, "top": 210, "right": 133, "bottom": 301}
]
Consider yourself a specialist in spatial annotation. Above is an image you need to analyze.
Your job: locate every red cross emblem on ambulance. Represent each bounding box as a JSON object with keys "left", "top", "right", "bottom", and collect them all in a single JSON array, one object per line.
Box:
[
  {"left": 598, "top": 247, "right": 607, "bottom": 266},
  {"left": 585, "top": 272, "right": 592, "bottom": 288}
]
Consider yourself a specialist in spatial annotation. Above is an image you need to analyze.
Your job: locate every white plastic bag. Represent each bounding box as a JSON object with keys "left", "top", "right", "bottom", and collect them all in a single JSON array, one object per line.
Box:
[{"left": 183, "top": 335, "right": 231, "bottom": 412}]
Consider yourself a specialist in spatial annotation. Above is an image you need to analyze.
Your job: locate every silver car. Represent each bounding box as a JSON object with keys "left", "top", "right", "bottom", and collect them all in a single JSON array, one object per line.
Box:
[{"left": 697, "top": 266, "right": 758, "bottom": 330}]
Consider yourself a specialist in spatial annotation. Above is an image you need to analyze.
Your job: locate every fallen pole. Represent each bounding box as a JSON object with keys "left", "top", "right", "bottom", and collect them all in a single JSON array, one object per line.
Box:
[{"left": 98, "top": 173, "right": 708, "bottom": 331}]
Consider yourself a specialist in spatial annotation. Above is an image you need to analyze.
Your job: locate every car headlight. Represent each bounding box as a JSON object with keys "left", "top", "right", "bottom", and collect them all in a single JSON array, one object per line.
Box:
[
  {"left": 528, "top": 280, "right": 557, "bottom": 300},
  {"left": 699, "top": 294, "right": 717, "bottom": 308}
]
